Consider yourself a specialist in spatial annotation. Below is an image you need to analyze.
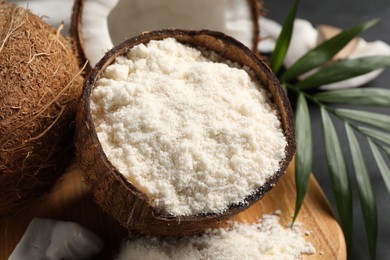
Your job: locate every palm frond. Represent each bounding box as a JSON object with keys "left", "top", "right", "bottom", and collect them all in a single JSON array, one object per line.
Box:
[{"left": 293, "top": 93, "right": 312, "bottom": 223}]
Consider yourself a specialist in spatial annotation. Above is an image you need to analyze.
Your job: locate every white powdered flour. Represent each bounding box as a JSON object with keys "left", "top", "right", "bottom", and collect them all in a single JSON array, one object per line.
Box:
[
  {"left": 91, "top": 38, "right": 287, "bottom": 215},
  {"left": 116, "top": 214, "right": 316, "bottom": 260}
]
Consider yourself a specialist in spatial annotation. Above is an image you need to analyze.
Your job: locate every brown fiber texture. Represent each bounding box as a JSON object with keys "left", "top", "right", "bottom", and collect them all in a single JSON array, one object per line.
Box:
[
  {"left": 0, "top": 2, "right": 84, "bottom": 215},
  {"left": 76, "top": 29, "right": 295, "bottom": 236}
]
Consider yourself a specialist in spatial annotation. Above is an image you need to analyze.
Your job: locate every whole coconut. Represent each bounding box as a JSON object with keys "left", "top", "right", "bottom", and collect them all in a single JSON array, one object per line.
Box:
[{"left": 0, "top": 3, "right": 83, "bottom": 215}]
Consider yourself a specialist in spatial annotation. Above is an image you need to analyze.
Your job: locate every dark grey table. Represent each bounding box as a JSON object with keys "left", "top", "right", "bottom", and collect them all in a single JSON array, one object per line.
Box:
[{"left": 264, "top": 1, "right": 390, "bottom": 259}]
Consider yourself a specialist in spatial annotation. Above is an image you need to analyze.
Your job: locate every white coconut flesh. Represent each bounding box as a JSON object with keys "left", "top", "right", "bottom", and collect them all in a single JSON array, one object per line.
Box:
[{"left": 81, "top": 0, "right": 255, "bottom": 66}]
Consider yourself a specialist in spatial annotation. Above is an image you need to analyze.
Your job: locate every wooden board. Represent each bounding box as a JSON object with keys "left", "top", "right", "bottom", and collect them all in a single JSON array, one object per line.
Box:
[{"left": 0, "top": 161, "right": 346, "bottom": 259}]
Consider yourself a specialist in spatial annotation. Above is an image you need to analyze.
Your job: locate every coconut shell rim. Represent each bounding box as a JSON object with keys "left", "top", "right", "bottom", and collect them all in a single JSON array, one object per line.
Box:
[{"left": 79, "top": 29, "right": 295, "bottom": 223}]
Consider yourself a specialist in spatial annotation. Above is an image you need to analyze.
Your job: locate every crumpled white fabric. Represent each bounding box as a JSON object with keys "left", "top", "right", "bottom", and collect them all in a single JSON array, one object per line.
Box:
[
  {"left": 9, "top": 218, "right": 103, "bottom": 260},
  {"left": 12, "top": 0, "right": 390, "bottom": 90}
]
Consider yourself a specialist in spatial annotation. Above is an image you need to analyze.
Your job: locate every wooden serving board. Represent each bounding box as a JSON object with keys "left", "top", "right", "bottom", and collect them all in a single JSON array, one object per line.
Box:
[{"left": 0, "top": 161, "right": 346, "bottom": 259}]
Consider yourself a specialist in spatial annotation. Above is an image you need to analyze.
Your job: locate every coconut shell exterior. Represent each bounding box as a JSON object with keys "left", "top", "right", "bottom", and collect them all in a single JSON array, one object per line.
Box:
[
  {"left": 70, "top": 0, "right": 263, "bottom": 72},
  {"left": 76, "top": 29, "right": 295, "bottom": 236},
  {"left": 0, "top": 3, "right": 84, "bottom": 215}
]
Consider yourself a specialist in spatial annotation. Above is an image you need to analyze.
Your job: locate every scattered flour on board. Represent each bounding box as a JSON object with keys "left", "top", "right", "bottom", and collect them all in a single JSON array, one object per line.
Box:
[
  {"left": 116, "top": 213, "right": 316, "bottom": 260},
  {"left": 91, "top": 37, "right": 287, "bottom": 216}
]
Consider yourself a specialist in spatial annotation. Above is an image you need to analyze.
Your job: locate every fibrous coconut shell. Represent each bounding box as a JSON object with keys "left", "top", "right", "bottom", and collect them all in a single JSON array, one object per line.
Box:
[
  {"left": 0, "top": 3, "right": 84, "bottom": 215},
  {"left": 76, "top": 29, "right": 295, "bottom": 236}
]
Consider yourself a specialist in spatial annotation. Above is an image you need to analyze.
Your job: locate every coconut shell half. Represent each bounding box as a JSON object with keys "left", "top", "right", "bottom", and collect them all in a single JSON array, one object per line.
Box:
[
  {"left": 76, "top": 29, "right": 295, "bottom": 236},
  {"left": 0, "top": 3, "right": 84, "bottom": 215}
]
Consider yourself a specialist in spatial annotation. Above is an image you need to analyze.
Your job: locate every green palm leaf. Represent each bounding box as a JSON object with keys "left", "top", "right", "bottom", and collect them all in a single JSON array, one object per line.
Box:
[
  {"left": 334, "top": 109, "right": 390, "bottom": 131},
  {"left": 357, "top": 126, "right": 390, "bottom": 146},
  {"left": 293, "top": 93, "right": 312, "bottom": 222},
  {"left": 345, "top": 124, "right": 377, "bottom": 259},
  {"left": 369, "top": 139, "right": 390, "bottom": 197},
  {"left": 295, "top": 56, "right": 390, "bottom": 90},
  {"left": 321, "top": 107, "right": 353, "bottom": 251},
  {"left": 281, "top": 19, "right": 378, "bottom": 82},
  {"left": 270, "top": 0, "right": 300, "bottom": 74},
  {"left": 384, "top": 146, "right": 390, "bottom": 158},
  {"left": 314, "top": 88, "right": 390, "bottom": 106},
  {"left": 270, "top": 3, "right": 390, "bottom": 258}
]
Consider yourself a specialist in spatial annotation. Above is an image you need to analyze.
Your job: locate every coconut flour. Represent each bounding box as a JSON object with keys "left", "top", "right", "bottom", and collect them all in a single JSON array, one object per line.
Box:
[
  {"left": 91, "top": 38, "right": 287, "bottom": 215},
  {"left": 116, "top": 213, "right": 316, "bottom": 260}
]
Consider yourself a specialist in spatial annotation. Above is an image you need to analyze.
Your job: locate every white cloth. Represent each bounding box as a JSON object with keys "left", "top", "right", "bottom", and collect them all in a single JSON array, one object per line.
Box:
[{"left": 9, "top": 218, "right": 103, "bottom": 260}]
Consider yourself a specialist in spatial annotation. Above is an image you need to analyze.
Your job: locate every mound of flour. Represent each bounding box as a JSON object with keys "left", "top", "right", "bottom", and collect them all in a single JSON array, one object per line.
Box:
[{"left": 91, "top": 38, "right": 287, "bottom": 215}]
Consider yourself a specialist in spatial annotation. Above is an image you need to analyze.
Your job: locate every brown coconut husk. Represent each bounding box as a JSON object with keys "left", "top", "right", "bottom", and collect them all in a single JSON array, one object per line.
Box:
[
  {"left": 0, "top": 3, "right": 84, "bottom": 216},
  {"left": 76, "top": 29, "right": 295, "bottom": 236},
  {"left": 70, "top": 0, "right": 263, "bottom": 72}
]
